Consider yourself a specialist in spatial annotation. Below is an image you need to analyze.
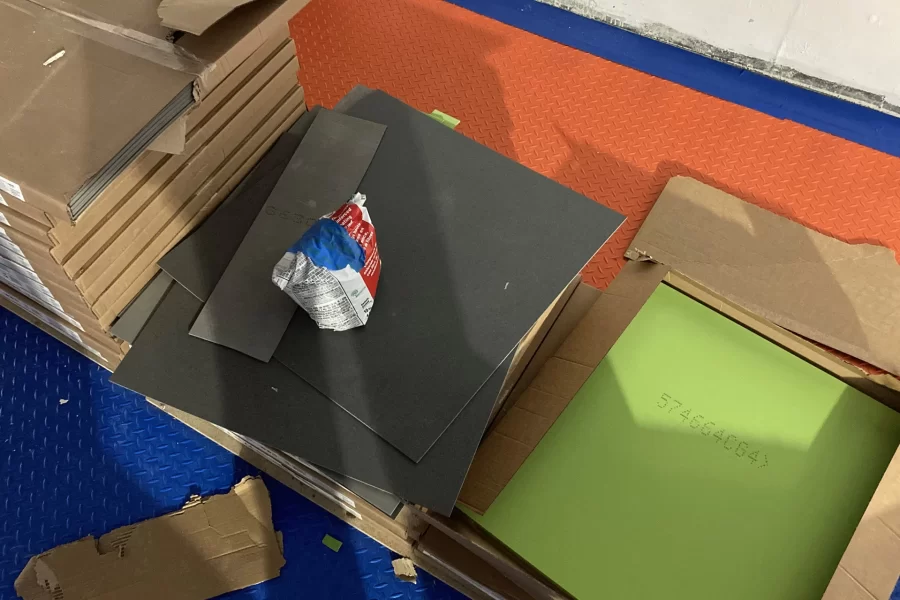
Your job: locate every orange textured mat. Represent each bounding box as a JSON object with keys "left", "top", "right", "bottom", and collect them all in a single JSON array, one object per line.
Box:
[{"left": 289, "top": 0, "right": 900, "bottom": 291}]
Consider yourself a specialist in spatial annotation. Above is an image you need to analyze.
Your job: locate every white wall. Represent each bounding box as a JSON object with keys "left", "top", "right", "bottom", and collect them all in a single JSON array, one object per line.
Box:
[{"left": 543, "top": 0, "right": 900, "bottom": 113}]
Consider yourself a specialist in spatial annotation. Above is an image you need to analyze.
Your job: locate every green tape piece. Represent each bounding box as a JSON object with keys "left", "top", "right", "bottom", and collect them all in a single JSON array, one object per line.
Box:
[
  {"left": 467, "top": 284, "right": 900, "bottom": 600},
  {"left": 322, "top": 534, "right": 343, "bottom": 552},
  {"left": 428, "top": 109, "right": 460, "bottom": 129}
]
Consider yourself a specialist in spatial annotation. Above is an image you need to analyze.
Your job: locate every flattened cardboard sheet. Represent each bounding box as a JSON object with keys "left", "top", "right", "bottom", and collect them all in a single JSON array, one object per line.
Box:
[
  {"left": 15, "top": 477, "right": 283, "bottom": 600},
  {"left": 274, "top": 90, "right": 625, "bottom": 462},
  {"left": 111, "top": 282, "right": 508, "bottom": 516},
  {"left": 159, "top": 0, "right": 256, "bottom": 35},
  {"left": 626, "top": 176, "right": 900, "bottom": 375},
  {"left": 159, "top": 107, "right": 323, "bottom": 301},
  {"left": 189, "top": 110, "right": 385, "bottom": 362}
]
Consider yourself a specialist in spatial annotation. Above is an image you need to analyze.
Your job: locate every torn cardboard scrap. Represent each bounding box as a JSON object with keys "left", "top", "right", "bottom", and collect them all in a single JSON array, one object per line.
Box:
[
  {"left": 626, "top": 176, "right": 900, "bottom": 375},
  {"left": 392, "top": 557, "right": 417, "bottom": 583},
  {"left": 15, "top": 476, "right": 284, "bottom": 600}
]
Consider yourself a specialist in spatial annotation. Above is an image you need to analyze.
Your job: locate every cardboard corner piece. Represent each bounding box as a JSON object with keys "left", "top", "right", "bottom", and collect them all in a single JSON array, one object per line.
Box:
[
  {"left": 391, "top": 557, "right": 417, "bottom": 583},
  {"left": 147, "top": 116, "right": 188, "bottom": 155},
  {"left": 159, "top": 0, "right": 258, "bottom": 35},
  {"left": 14, "top": 476, "right": 284, "bottom": 600},
  {"left": 627, "top": 176, "right": 900, "bottom": 375}
]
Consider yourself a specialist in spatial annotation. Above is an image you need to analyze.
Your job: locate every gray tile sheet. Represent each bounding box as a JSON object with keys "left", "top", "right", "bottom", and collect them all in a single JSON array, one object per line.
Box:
[
  {"left": 273, "top": 89, "right": 625, "bottom": 462},
  {"left": 189, "top": 110, "right": 386, "bottom": 362},
  {"left": 158, "top": 107, "right": 323, "bottom": 301},
  {"left": 110, "top": 281, "right": 507, "bottom": 516},
  {"left": 109, "top": 272, "right": 174, "bottom": 343}
]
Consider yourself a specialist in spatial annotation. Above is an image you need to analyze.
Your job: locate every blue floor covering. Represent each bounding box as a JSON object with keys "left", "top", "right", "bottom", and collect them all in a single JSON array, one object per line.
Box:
[{"left": 0, "top": 307, "right": 463, "bottom": 600}]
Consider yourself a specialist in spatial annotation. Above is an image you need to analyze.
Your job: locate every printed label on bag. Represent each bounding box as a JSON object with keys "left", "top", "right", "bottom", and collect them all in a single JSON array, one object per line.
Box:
[
  {"left": 0, "top": 212, "right": 8, "bottom": 227},
  {"left": 0, "top": 192, "right": 7, "bottom": 206},
  {"left": 0, "top": 175, "right": 24, "bottom": 201}
]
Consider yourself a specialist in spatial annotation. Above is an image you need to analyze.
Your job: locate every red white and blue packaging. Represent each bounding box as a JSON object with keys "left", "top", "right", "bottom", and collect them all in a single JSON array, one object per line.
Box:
[{"left": 272, "top": 193, "right": 381, "bottom": 331}]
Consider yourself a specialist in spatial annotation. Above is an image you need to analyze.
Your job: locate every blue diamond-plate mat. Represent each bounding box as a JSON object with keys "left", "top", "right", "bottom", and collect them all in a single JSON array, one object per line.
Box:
[{"left": 0, "top": 307, "right": 464, "bottom": 600}]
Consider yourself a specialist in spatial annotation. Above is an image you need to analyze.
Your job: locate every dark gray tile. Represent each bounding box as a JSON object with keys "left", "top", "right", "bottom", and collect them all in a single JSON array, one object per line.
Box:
[
  {"left": 109, "top": 271, "right": 174, "bottom": 343},
  {"left": 158, "top": 107, "right": 323, "bottom": 301},
  {"left": 189, "top": 110, "right": 385, "bottom": 362},
  {"left": 274, "top": 90, "right": 625, "bottom": 462},
  {"left": 111, "top": 282, "right": 506, "bottom": 516}
]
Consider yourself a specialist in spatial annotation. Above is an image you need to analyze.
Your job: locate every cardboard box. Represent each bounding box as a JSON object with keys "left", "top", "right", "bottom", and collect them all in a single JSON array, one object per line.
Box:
[
  {"left": 625, "top": 175, "right": 900, "bottom": 379},
  {"left": 0, "top": 0, "right": 309, "bottom": 221},
  {"left": 465, "top": 178, "right": 900, "bottom": 515},
  {"left": 450, "top": 177, "right": 900, "bottom": 600}
]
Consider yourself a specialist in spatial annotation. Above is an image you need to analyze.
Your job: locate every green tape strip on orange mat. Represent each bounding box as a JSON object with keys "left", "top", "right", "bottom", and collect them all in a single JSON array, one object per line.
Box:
[{"left": 466, "top": 284, "right": 900, "bottom": 600}]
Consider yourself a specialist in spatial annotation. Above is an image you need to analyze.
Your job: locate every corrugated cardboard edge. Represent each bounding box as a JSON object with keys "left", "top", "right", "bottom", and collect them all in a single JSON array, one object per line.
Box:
[
  {"left": 183, "top": 0, "right": 310, "bottom": 97},
  {"left": 821, "top": 444, "right": 900, "bottom": 600},
  {"left": 489, "top": 276, "right": 584, "bottom": 424},
  {"left": 626, "top": 175, "right": 900, "bottom": 377},
  {"left": 459, "top": 261, "right": 664, "bottom": 513},
  {"left": 15, "top": 476, "right": 283, "bottom": 600}
]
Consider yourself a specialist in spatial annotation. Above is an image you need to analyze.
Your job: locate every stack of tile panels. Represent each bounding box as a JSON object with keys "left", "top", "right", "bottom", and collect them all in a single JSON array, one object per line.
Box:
[{"left": 0, "top": 29, "right": 305, "bottom": 368}]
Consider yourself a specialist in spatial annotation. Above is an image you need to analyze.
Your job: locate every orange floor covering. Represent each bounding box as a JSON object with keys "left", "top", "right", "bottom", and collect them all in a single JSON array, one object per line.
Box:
[{"left": 289, "top": 0, "right": 900, "bottom": 292}]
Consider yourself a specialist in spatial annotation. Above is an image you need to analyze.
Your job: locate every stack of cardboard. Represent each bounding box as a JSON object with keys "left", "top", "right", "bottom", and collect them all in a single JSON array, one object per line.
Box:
[{"left": 0, "top": 0, "right": 308, "bottom": 367}]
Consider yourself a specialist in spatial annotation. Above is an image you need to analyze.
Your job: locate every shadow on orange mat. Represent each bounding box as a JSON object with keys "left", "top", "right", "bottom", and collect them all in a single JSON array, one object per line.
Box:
[{"left": 290, "top": 0, "right": 900, "bottom": 291}]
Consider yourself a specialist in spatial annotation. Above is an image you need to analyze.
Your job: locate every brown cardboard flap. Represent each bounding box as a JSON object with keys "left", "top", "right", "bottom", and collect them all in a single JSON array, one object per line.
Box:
[
  {"left": 459, "top": 262, "right": 666, "bottom": 514},
  {"left": 489, "top": 276, "right": 584, "bottom": 424},
  {"left": 160, "top": 0, "right": 257, "bottom": 35},
  {"left": 626, "top": 176, "right": 900, "bottom": 375},
  {"left": 180, "top": 0, "right": 310, "bottom": 95},
  {"left": 822, "top": 445, "right": 900, "bottom": 600},
  {"left": 147, "top": 116, "right": 188, "bottom": 155},
  {"left": 15, "top": 476, "right": 284, "bottom": 600}
]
